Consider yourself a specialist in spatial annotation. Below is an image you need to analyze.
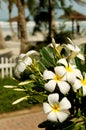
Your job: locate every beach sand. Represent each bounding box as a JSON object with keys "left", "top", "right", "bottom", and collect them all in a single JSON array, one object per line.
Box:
[{"left": 0, "top": 33, "right": 86, "bottom": 59}]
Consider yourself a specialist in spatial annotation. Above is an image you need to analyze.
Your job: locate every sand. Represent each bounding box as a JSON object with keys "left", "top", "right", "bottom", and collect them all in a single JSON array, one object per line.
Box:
[{"left": 1, "top": 34, "right": 86, "bottom": 59}]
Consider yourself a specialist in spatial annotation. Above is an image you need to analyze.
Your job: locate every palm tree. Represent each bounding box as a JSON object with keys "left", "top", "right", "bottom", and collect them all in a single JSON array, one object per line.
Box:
[
  {"left": 3, "top": 0, "right": 17, "bottom": 40},
  {"left": 16, "top": 0, "right": 29, "bottom": 53},
  {"left": 0, "top": 26, "right": 6, "bottom": 49},
  {"left": 33, "top": 0, "right": 86, "bottom": 42},
  {"left": 7, "top": 0, "right": 17, "bottom": 40},
  {"left": 0, "top": 0, "right": 7, "bottom": 49}
]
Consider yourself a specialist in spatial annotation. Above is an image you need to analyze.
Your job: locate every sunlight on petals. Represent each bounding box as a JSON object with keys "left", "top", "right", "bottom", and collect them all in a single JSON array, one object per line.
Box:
[
  {"left": 73, "top": 79, "right": 81, "bottom": 90},
  {"left": 66, "top": 73, "right": 76, "bottom": 83},
  {"left": 56, "top": 111, "right": 69, "bottom": 122},
  {"left": 43, "top": 70, "right": 55, "bottom": 80},
  {"left": 54, "top": 66, "right": 66, "bottom": 76},
  {"left": 43, "top": 103, "right": 52, "bottom": 113},
  {"left": 47, "top": 111, "right": 58, "bottom": 122},
  {"left": 58, "top": 58, "right": 67, "bottom": 66},
  {"left": 48, "top": 93, "right": 59, "bottom": 106},
  {"left": 66, "top": 44, "right": 75, "bottom": 51},
  {"left": 45, "top": 80, "right": 56, "bottom": 92},
  {"left": 77, "top": 53, "right": 85, "bottom": 61},
  {"left": 43, "top": 93, "right": 71, "bottom": 122},
  {"left": 23, "top": 57, "right": 32, "bottom": 66},
  {"left": 60, "top": 97, "right": 71, "bottom": 110},
  {"left": 18, "top": 62, "right": 26, "bottom": 72},
  {"left": 74, "top": 69, "right": 82, "bottom": 78},
  {"left": 58, "top": 82, "right": 70, "bottom": 94},
  {"left": 83, "top": 87, "right": 86, "bottom": 96}
]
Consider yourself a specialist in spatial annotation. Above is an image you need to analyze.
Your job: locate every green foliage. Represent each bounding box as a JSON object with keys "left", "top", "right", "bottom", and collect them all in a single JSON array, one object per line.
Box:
[
  {"left": 4, "top": 38, "right": 86, "bottom": 129},
  {"left": 0, "top": 77, "right": 31, "bottom": 113},
  {"left": 75, "top": 44, "right": 86, "bottom": 72}
]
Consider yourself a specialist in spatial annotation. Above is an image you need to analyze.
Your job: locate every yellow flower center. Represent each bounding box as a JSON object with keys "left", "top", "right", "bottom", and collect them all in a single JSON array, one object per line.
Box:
[
  {"left": 66, "top": 66, "right": 72, "bottom": 72},
  {"left": 54, "top": 75, "right": 62, "bottom": 81},
  {"left": 81, "top": 78, "right": 86, "bottom": 86},
  {"left": 52, "top": 104, "right": 60, "bottom": 112}
]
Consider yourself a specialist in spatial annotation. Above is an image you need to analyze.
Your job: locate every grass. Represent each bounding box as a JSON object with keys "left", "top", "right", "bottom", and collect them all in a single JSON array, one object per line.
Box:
[{"left": 0, "top": 77, "right": 33, "bottom": 114}]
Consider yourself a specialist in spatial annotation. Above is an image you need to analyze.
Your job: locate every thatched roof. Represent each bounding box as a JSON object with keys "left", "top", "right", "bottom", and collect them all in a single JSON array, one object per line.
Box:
[{"left": 59, "top": 10, "right": 86, "bottom": 20}]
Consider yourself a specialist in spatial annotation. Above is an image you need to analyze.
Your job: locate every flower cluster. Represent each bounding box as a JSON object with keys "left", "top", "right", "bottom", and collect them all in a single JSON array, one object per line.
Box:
[{"left": 4, "top": 38, "right": 86, "bottom": 129}]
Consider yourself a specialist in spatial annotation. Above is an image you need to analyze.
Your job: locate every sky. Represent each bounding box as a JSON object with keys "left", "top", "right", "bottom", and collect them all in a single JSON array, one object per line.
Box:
[
  {"left": 0, "top": 1, "right": 86, "bottom": 21},
  {"left": 0, "top": 1, "right": 29, "bottom": 21}
]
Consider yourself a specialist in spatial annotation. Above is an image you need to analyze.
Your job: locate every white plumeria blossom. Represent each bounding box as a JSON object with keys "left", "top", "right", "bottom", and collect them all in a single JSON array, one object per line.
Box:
[
  {"left": 43, "top": 93, "right": 71, "bottom": 122},
  {"left": 43, "top": 67, "right": 70, "bottom": 94},
  {"left": 73, "top": 73, "right": 86, "bottom": 96},
  {"left": 58, "top": 58, "right": 81, "bottom": 83},
  {"left": 66, "top": 43, "right": 84, "bottom": 60},
  {"left": 26, "top": 50, "right": 39, "bottom": 56},
  {"left": 18, "top": 53, "right": 25, "bottom": 61},
  {"left": 23, "top": 56, "right": 32, "bottom": 66},
  {"left": 48, "top": 43, "right": 60, "bottom": 48},
  {"left": 15, "top": 55, "right": 32, "bottom": 75},
  {"left": 17, "top": 62, "right": 26, "bottom": 72}
]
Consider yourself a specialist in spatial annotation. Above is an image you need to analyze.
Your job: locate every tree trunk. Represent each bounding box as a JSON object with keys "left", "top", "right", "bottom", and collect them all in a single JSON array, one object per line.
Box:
[
  {"left": 0, "top": 26, "right": 6, "bottom": 49},
  {"left": 16, "top": 0, "right": 29, "bottom": 53},
  {"left": 9, "top": 12, "right": 17, "bottom": 41},
  {"left": 48, "top": 0, "right": 56, "bottom": 41},
  {"left": 8, "top": 0, "right": 17, "bottom": 41}
]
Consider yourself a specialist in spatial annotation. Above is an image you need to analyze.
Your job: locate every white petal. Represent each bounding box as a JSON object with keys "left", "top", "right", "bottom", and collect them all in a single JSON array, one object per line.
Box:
[
  {"left": 43, "top": 103, "right": 52, "bottom": 113},
  {"left": 47, "top": 111, "right": 58, "bottom": 122},
  {"left": 83, "top": 86, "right": 86, "bottom": 96},
  {"left": 58, "top": 81, "right": 70, "bottom": 94},
  {"left": 26, "top": 50, "right": 39, "bottom": 56},
  {"left": 14, "top": 68, "right": 21, "bottom": 78},
  {"left": 66, "top": 44, "right": 74, "bottom": 51},
  {"left": 60, "top": 97, "right": 71, "bottom": 110},
  {"left": 73, "top": 79, "right": 82, "bottom": 90},
  {"left": 75, "top": 45, "right": 80, "bottom": 52},
  {"left": 45, "top": 80, "right": 56, "bottom": 92},
  {"left": 85, "top": 73, "right": 86, "bottom": 78},
  {"left": 56, "top": 111, "right": 69, "bottom": 122},
  {"left": 74, "top": 69, "right": 82, "bottom": 78},
  {"left": 66, "top": 73, "right": 76, "bottom": 83},
  {"left": 58, "top": 58, "right": 68, "bottom": 66},
  {"left": 23, "top": 57, "right": 32, "bottom": 65},
  {"left": 48, "top": 93, "right": 59, "bottom": 106},
  {"left": 77, "top": 53, "right": 85, "bottom": 61},
  {"left": 43, "top": 70, "right": 55, "bottom": 80},
  {"left": 18, "top": 62, "right": 26, "bottom": 72},
  {"left": 19, "top": 54, "right": 25, "bottom": 60},
  {"left": 54, "top": 66, "right": 66, "bottom": 76}
]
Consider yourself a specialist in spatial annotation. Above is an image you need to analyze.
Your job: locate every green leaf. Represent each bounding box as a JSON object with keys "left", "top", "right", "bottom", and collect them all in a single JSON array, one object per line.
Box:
[
  {"left": 37, "top": 61, "right": 47, "bottom": 72},
  {"left": 40, "top": 47, "right": 54, "bottom": 66},
  {"left": 33, "top": 94, "right": 46, "bottom": 103}
]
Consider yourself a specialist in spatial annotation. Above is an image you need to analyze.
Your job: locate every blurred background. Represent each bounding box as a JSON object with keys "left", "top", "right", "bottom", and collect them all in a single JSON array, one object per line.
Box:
[{"left": 0, "top": 0, "right": 86, "bottom": 114}]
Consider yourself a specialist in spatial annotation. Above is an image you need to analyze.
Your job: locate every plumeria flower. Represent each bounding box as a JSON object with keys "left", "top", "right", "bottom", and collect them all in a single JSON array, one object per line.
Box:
[
  {"left": 43, "top": 66, "right": 70, "bottom": 94},
  {"left": 73, "top": 73, "right": 86, "bottom": 96},
  {"left": 43, "top": 93, "right": 71, "bottom": 122},
  {"left": 14, "top": 55, "right": 32, "bottom": 78},
  {"left": 58, "top": 58, "right": 81, "bottom": 83},
  {"left": 26, "top": 50, "right": 39, "bottom": 56},
  {"left": 66, "top": 38, "right": 84, "bottom": 60}
]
